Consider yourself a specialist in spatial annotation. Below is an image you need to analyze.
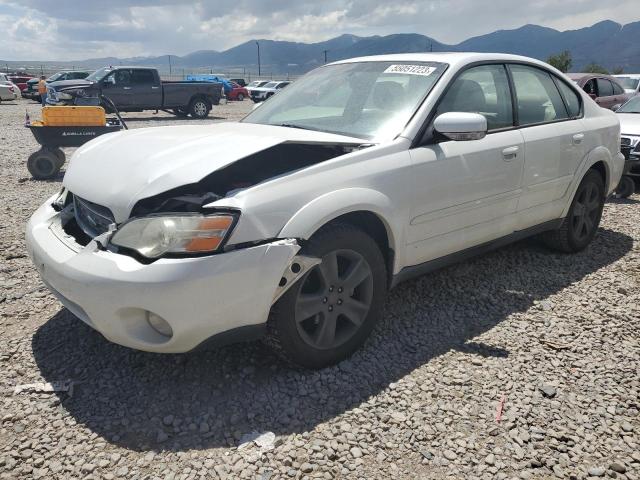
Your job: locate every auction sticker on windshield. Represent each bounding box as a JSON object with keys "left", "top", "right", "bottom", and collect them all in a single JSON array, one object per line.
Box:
[{"left": 384, "top": 65, "right": 437, "bottom": 76}]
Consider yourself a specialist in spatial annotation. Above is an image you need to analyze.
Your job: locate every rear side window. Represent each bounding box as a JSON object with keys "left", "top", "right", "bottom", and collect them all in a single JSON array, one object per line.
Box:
[
  {"left": 131, "top": 70, "right": 156, "bottom": 85},
  {"left": 612, "top": 81, "right": 624, "bottom": 95},
  {"left": 436, "top": 64, "right": 513, "bottom": 131},
  {"left": 555, "top": 80, "right": 582, "bottom": 118},
  {"left": 509, "top": 64, "right": 568, "bottom": 125},
  {"left": 596, "top": 78, "right": 613, "bottom": 97}
]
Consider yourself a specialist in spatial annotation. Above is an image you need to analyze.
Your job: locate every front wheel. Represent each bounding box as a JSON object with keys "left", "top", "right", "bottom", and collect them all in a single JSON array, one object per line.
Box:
[
  {"left": 189, "top": 98, "right": 210, "bottom": 119},
  {"left": 237, "top": 93, "right": 244, "bottom": 101},
  {"left": 265, "top": 223, "right": 387, "bottom": 368},
  {"left": 541, "top": 169, "right": 605, "bottom": 252}
]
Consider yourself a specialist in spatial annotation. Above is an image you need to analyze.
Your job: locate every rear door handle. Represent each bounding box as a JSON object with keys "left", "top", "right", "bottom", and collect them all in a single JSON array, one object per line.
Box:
[
  {"left": 502, "top": 146, "right": 519, "bottom": 160},
  {"left": 573, "top": 133, "right": 585, "bottom": 145},
  {"left": 151, "top": 86, "right": 159, "bottom": 89},
  {"left": 123, "top": 86, "right": 131, "bottom": 90}
]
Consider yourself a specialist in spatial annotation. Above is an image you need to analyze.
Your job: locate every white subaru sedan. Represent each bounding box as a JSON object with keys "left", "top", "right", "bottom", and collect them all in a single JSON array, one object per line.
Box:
[{"left": 26, "top": 53, "right": 624, "bottom": 368}]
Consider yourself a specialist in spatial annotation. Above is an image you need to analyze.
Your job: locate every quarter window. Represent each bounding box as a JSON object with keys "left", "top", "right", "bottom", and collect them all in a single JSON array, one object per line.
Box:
[
  {"left": 612, "top": 81, "right": 625, "bottom": 95},
  {"left": 509, "top": 64, "right": 568, "bottom": 125},
  {"left": 131, "top": 70, "right": 156, "bottom": 85},
  {"left": 436, "top": 64, "right": 513, "bottom": 130},
  {"left": 596, "top": 78, "right": 613, "bottom": 97},
  {"left": 555, "top": 80, "right": 582, "bottom": 118}
]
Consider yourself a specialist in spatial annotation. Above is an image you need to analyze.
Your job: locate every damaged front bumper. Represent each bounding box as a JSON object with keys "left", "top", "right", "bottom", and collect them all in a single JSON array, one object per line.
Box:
[{"left": 25, "top": 196, "right": 301, "bottom": 353}]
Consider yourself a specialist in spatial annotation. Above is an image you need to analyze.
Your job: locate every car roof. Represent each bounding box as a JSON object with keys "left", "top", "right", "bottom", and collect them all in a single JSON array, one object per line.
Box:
[
  {"left": 328, "top": 52, "right": 555, "bottom": 70},
  {"left": 614, "top": 74, "right": 640, "bottom": 79}
]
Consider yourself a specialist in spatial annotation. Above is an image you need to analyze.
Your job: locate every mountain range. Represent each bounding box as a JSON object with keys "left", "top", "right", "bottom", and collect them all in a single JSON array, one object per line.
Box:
[{"left": 4, "top": 20, "right": 640, "bottom": 74}]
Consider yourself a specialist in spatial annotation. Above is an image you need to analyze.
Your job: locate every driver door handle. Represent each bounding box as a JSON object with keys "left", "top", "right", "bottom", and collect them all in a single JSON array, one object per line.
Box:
[
  {"left": 573, "top": 133, "right": 584, "bottom": 145},
  {"left": 502, "top": 146, "right": 519, "bottom": 160}
]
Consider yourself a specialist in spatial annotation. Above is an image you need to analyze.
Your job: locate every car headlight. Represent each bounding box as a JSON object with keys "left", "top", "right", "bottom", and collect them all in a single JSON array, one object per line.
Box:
[
  {"left": 58, "top": 92, "right": 73, "bottom": 100},
  {"left": 111, "top": 214, "right": 236, "bottom": 258}
]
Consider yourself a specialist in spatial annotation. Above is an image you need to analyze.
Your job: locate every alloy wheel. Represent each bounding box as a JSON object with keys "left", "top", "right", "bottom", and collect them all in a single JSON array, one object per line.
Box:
[
  {"left": 571, "top": 181, "right": 601, "bottom": 242},
  {"left": 294, "top": 249, "right": 373, "bottom": 350}
]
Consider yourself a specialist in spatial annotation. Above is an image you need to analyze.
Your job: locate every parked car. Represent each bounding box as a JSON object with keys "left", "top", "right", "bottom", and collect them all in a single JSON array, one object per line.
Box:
[
  {"left": 250, "top": 81, "right": 290, "bottom": 102},
  {"left": 567, "top": 73, "right": 631, "bottom": 110},
  {"left": 615, "top": 96, "right": 640, "bottom": 196},
  {"left": 613, "top": 74, "right": 640, "bottom": 95},
  {"left": 230, "top": 78, "right": 247, "bottom": 87},
  {"left": 22, "top": 70, "right": 92, "bottom": 101},
  {"left": 0, "top": 73, "right": 20, "bottom": 92},
  {"left": 227, "top": 82, "right": 249, "bottom": 101},
  {"left": 247, "top": 80, "right": 269, "bottom": 89},
  {"left": 7, "top": 74, "right": 34, "bottom": 92},
  {"left": 0, "top": 83, "right": 18, "bottom": 102},
  {"left": 47, "top": 66, "right": 222, "bottom": 118},
  {"left": 26, "top": 53, "right": 623, "bottom": 368}
]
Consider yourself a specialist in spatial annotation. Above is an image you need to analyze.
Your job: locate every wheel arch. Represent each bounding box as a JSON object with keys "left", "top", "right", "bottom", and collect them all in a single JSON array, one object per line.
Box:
[{"left": 278, "top": 188, "right": 400, "bottom": 275}]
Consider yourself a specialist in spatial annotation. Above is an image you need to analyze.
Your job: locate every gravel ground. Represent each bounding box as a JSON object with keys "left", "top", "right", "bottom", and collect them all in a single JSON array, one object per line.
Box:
[{"left": 1, "top": 96, "right": 639, "bottom": 480}]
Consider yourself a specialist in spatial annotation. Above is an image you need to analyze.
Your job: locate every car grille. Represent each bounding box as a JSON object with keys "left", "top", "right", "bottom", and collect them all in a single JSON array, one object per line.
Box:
[
  {"left": 621, "top": 137, "right": 631, "bottom": 147},
  {"left": 73, "top": 195, "right": 115, "bottom": 238}
]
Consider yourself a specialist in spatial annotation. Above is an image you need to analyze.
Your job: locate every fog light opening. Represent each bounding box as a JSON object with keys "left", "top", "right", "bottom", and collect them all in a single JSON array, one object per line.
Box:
[{"left": 146, "top": 312, "right": 173, "bottom": 338}]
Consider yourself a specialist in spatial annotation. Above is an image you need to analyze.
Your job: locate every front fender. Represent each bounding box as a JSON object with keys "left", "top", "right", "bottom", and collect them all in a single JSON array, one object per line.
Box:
[{"left": 279, "top": 187, "right": 401, "bottom": 252}]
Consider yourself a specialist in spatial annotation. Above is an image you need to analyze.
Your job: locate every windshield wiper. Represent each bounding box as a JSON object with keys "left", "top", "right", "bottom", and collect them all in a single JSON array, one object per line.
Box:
[{"left": 276, "top": 123, "right": 310, "bottom": 130}]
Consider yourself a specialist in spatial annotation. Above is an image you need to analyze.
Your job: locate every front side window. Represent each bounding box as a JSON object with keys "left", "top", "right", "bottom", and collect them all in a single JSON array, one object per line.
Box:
[
  {"left": 243, "top": 61, "right": 447, "bottom": 141},
  {"left": 596, "top": 78, "right": 613, "bottom": 97},
  {"left": 509, "top": 64, "right": 568, "bottom": 125},
  {"left": 436, "top": 64, "right": 513, "bottom": 131}
]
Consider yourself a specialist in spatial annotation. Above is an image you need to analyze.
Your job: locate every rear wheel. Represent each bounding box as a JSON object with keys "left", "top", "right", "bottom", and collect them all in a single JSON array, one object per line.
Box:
[
  {"left": 541, "top": 169, "right": 605, "bottom": 252},
  {"left": 27, "top": 148, "right": 61, "bottom": 180},
  {"left": 189, "top": 98, "right": 210, "bottom": 119},
  {"left": 265, "top": 223, "right": 387, "bottom": 368},
  {"left": 615, "top": 175, "right": 635, "bottom": 198}
]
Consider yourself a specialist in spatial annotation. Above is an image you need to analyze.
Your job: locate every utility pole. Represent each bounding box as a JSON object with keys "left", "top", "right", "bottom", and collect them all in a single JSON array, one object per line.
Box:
[
  {"left": 322, "top": 49, "right": 329, "bottom": 64},
  {"left": 255, "top": 41, "right": 261, "bottom": 76},
  {"left": 168, "top": 54, "right": 172, "bottom": 77}
]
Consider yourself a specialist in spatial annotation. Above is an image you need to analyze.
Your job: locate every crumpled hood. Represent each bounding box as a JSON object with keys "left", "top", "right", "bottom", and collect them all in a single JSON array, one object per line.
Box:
[
  {"left": 63, "top": 122, "right": 362, "bottom": 223},
  {"left": 618, "top": 113, "right": 640, "bottom": 136}
]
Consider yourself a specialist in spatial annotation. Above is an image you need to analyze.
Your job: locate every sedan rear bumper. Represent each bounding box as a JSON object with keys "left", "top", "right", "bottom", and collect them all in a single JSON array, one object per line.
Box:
[{"left": 26, "top": 198, "right": 300, "bottom": 353}]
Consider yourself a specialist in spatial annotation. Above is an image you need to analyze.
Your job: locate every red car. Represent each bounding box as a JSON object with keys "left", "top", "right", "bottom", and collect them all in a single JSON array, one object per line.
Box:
[
  {"left": 567, "top": 73, "right": 632, "bottom": 110},
  {"left": 227, "top": 82, "right": 249, "bottom": 101},
  {"left": 8, "top": 74, "right": 35, "bottom": 92}
]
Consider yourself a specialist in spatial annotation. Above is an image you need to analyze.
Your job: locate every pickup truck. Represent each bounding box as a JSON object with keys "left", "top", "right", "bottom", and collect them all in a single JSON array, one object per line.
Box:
[{"left": 46, "top": 66, "right": 222, "bottom": 118}]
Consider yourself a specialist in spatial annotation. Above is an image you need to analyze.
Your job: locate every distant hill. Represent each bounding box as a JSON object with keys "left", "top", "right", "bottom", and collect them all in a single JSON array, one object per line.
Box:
[{"left": 4, "top": 20, "right": 640, "bottom": 74}]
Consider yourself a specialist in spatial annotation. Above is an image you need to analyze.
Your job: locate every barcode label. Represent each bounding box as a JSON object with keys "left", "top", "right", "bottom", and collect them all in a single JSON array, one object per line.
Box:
[{"left": 383, "top": 65, "right": 437, "bottom": 76}]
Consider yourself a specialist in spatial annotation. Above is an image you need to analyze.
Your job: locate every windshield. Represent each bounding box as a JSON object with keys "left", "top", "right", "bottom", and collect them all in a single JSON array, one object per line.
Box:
[
  {"left": 86, "top": 67, "right": 112, "bottom": 82},
  {"left": 243, "top": 61, "right": 447, "bottom": 141},
  {"left": 263, "top": 82, "right": 278, "bottom": 88},
  {"left": 618, "top": 96, "right": 640, "bottom": 113},
  {"left": 48, "top": 72, "right": 64, "bottom": 82},
  {"left": 617, "top": 77, "right": 639, "bottom": 90}
]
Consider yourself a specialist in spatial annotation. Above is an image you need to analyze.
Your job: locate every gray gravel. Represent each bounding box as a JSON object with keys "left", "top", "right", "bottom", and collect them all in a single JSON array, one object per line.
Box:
[{"left": 1, "top": 96, "right": 639, "bottom": 479}]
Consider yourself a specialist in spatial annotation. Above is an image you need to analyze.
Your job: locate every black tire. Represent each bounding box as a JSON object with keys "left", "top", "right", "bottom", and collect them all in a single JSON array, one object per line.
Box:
[
  {"left": 541, "top": 169, "right": 605, "bottom": 253},
  {"left": 27, "top": 149, "right": 61, "bottom": 180},
  {"left": 615, "top": 175, "right": 635, "bottom": 198},
  {"left": 189, "top": 98, "right": 210, "bottom": 119},
  {"left": 237, "top": 93, "right": 244, "bottom": 101},
  {"left": 52, "top": 148, "right": 66, "bottom": 169},
  {"left": 265, "top": 223, "right": 387, "bottom": 369}
]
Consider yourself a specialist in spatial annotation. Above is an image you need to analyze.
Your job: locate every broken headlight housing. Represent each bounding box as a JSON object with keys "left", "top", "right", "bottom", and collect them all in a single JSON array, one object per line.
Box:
[{"left": 110, "top": 214, "right": 236, "bottom": 258}]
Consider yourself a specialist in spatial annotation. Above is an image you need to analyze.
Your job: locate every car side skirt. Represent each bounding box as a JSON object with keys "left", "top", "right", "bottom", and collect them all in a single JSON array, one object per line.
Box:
[{"left": 391, "top": 218, "right": 563, "bottom": 288}]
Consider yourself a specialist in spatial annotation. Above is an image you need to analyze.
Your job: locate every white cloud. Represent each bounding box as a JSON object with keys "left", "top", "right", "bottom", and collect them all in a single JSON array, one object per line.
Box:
[{"left": 0, "top": 0, "right": 639, "bottom": 61}]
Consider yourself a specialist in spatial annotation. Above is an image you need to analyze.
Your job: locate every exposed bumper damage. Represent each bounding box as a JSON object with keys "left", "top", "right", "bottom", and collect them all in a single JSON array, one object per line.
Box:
[{"left": 26, "top": 197, "right": 302, "bottom": 353}]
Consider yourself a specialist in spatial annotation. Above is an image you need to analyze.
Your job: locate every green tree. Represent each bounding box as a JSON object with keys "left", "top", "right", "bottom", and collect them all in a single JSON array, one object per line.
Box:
[
  {"left": 547, "top": 50, "right": 572, "bottom": 72},
  {"left": 583, "top": 63, "right": 609, "bottom": 74},
  {"left": 613, "top": 66, "right": 625, "bottom": 74}
]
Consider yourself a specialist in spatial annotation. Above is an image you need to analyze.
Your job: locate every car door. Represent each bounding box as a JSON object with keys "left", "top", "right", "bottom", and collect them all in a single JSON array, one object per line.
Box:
[
  {"left": 101, "top": 69, "right": 133, "bottom": 107},
  {"left": 129, "top": 69, "right": 161, "bottom": 108},
  {"left": 509, "top": 64, "right": 586, "bottom": 225},
  {"left": 407, "top": 63, "right": 525, "bottom": 266}
]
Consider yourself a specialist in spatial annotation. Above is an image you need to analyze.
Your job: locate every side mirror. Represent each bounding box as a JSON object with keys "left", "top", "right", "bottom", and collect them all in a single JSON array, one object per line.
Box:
[
  {"left": 104, "top": 76, "right": 115, "bottom": 87},
  {"left": 612, "top": 104, "right": 621, "bottom": 112},
  {"left": 434, "top": 112, "right": 488, "bottom": 141}
]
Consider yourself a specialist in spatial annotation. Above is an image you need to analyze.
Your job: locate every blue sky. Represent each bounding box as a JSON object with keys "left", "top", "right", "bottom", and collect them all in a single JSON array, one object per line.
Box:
[{"left": 1, "top": 0, "right": 639, "bottom": 60}]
